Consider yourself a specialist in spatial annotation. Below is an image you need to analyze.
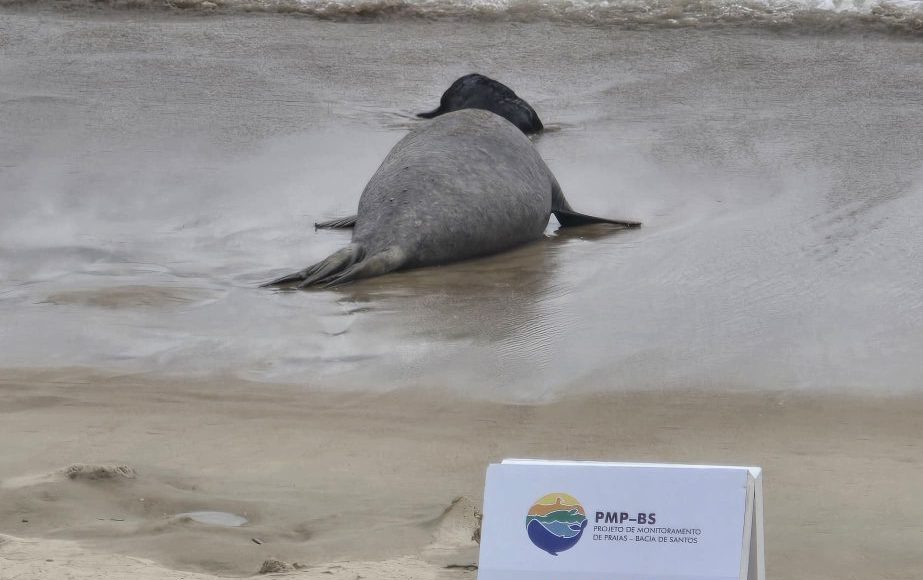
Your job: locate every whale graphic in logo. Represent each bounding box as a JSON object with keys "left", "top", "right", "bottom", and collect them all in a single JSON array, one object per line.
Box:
[{"left": 525, "top": 492, "right": 588, "bottom": 556}]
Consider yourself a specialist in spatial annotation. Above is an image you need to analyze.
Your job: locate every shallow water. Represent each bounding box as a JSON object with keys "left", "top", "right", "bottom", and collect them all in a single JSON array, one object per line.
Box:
[
  {"left": 175, "top": 511, "right": 248, "bottom": 527},
  {"left": 1, "top": 11, "right": 922, "bottom": 399}
]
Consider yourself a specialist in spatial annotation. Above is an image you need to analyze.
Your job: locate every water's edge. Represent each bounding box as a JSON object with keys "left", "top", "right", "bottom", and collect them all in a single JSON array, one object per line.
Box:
[{"left": 1, "top": 0, "right": 922, "bottom": 35}]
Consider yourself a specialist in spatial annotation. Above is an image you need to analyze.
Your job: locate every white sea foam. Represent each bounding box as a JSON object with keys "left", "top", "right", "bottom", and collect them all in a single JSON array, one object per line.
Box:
[{"left": 3, "top": 0, "right": 922, "bottom": 33}]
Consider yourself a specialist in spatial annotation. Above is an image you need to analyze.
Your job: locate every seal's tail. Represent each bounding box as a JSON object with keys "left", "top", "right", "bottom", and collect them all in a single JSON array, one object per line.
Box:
[{"left": 261, "top": 244, "right": 406, "bottom": 289}]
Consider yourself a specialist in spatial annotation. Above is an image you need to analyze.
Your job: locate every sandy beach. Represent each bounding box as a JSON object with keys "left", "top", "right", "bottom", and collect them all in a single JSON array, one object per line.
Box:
[
  {"left": 2, "top": 3, "right": 923, "bottom": 579},
  {"left": 1, "top": 369, "right": 922, "bottom": 579}
]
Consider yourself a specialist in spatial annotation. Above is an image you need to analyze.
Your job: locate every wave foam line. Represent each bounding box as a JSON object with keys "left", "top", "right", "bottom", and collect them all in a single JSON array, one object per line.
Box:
[{"left": 2, "top": 0, "right": 922, "bottom": 34}]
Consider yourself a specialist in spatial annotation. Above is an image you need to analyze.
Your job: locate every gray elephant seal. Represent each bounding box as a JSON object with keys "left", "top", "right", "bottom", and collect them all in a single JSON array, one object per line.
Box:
[{"left": 264, "top": 109, "right": 639, "bottom": 289}]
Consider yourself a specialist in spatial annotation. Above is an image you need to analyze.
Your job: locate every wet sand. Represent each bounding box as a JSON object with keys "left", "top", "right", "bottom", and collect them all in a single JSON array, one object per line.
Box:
[
  {"left": 1, "top": 369, "right": 921, "bottom": 579},
  {"left": 2, "top": 12, "right": 923, "bottom": 396}
]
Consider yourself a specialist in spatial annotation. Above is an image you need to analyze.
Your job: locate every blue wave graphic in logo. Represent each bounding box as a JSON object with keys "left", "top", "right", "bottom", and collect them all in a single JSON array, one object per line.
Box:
[
  {"left": 525, "top": 493, "right": 588, "bottom": 556},
  {"left": 527, "top": 517, "right": 588, "bottom": 555}
]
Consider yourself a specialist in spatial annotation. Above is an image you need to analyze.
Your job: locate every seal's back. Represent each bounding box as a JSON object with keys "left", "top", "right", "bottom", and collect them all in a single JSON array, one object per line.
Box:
[{"left": 355, "top": 109, "right": 555, "bottom": 267}]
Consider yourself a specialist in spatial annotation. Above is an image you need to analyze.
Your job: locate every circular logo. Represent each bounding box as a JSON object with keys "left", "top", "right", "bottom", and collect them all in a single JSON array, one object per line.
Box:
[{"left": 525, "top": 492, "right": 588, "bottom": 556}]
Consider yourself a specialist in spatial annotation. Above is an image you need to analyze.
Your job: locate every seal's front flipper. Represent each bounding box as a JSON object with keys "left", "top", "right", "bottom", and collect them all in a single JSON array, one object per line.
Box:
[
  {"left": 261, "top": 243, "right": 364, "bottom": 288},
  {"left": 549, "top": 179, "right": 640, "bottom": 229},
  {"left": 315, "top": 215, "right": 358, "bottom": 229},
  {"left": 554, "top": 209, "right": 641, "bottom": 229}
]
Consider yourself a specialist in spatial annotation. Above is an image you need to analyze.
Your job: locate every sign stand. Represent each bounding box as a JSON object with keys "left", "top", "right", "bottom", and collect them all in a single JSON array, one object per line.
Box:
[
  {"left": 744, "top": 469, "right": 765, "bottom": 580},
  {"left": 478, "top": 459, "right": 765, "bottom": 580}
]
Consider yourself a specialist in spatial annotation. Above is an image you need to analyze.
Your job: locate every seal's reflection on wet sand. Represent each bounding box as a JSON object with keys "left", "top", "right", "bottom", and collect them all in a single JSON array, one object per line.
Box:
[{"left": 328, "top": 223, "right": 634, "bottom": 344}]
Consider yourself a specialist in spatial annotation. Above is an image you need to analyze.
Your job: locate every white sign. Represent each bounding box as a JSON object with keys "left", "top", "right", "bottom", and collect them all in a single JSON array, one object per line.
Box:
[{"left": 478, "top": 459, "right": 764, "bottom": 580}]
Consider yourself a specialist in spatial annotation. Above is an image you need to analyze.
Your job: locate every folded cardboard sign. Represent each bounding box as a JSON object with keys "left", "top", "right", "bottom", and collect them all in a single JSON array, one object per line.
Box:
[{"left": 478, "top": 459, "right": 765, "bottom": 580}]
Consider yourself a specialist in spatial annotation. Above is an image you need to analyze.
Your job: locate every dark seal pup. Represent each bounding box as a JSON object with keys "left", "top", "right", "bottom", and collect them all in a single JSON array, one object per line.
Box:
[
  {"left": 264, "top": 109, "right": 638, "bottom": 289},
  {"left": 417, "top": 73, "right": 544, "bottom": 134}
]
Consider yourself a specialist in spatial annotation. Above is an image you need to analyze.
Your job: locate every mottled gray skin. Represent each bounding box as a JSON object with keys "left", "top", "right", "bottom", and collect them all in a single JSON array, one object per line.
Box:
[
  {"left": 358, "top": 110, "right": 550, "bottom": 267},
  {"left": 264, "top": 109, "right": 638, "bottom": 288}
]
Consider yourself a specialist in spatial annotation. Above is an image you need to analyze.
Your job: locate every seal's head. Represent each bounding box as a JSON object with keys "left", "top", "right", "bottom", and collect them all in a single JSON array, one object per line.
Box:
[{"left": 418, "top": 73, "right": 544, "bottom": 134}]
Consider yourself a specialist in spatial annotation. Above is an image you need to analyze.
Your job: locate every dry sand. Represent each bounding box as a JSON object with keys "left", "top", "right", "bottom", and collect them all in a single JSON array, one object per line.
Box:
[{"left": 1, "top": 369, "right": 921, "bottom": 579}]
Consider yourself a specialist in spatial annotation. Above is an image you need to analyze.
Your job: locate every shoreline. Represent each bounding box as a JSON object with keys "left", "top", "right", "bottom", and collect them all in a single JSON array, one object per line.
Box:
[
  {"left": 1, "top": 1, "right": 922, "bottom": 38},
  {"left": 2, "top": 369, "right": 921, "bottom": 579}
]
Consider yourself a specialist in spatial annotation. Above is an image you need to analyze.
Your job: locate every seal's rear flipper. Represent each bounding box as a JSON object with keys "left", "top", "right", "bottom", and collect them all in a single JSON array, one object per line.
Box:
[
  {"left": 260, "top": 244, "right": 406, "bottom": 289},
  {"left": 315, "top": 215, "right": 358, "bottom": 229},
  {"left": 554, "top": 209, "right": 641, "bottom": 229},
  {"left": 319, "top": 246, "right": 406, "bottom": 288},
  {"left": 261, "top": 243, "right": 364, "bottom": 288}
]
